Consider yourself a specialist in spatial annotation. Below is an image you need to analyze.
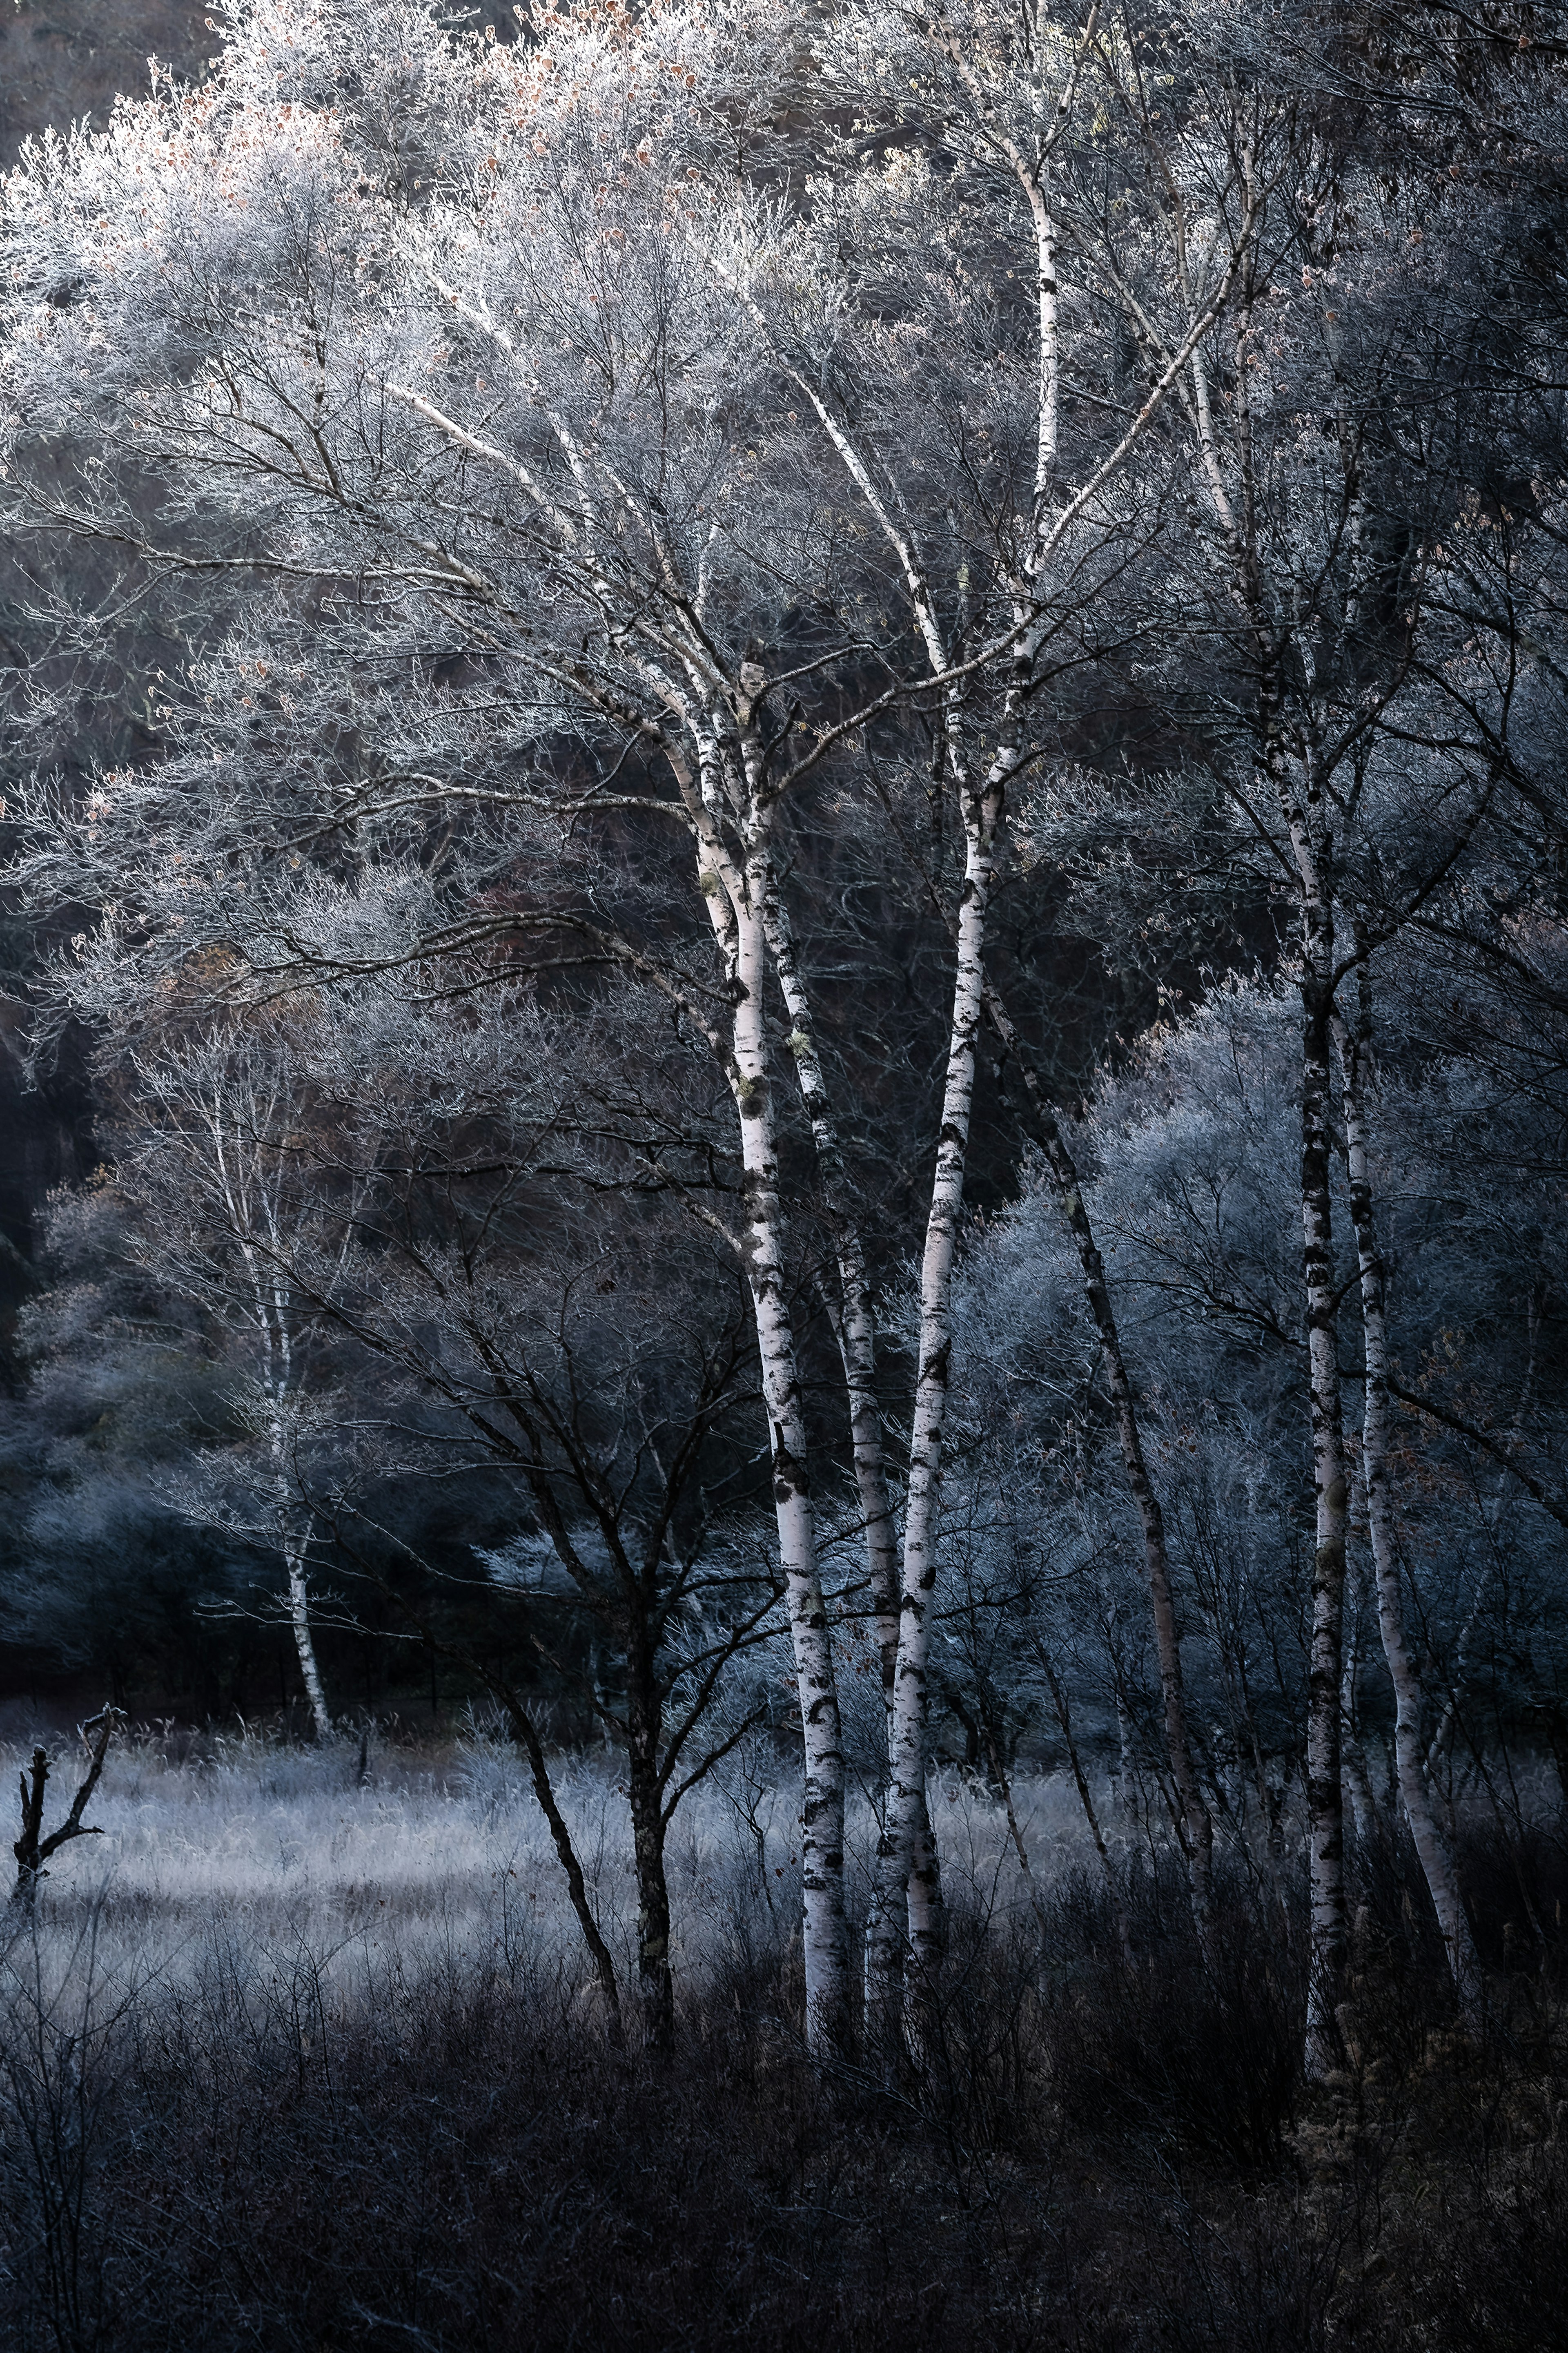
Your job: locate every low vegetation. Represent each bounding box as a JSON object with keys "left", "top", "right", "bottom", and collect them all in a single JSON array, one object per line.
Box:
[{"left": 0, "top": 1722, "right": 1563, "bottom": 2353}]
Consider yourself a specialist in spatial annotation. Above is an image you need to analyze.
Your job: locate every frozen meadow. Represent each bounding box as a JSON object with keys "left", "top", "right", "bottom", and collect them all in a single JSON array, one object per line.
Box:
[
  {"left": 0, "top": 1720, "right": 1109, "bottom": 2027},
  {"left": 1, "top": 1717, "right": 1564, "bottom": 2353}
]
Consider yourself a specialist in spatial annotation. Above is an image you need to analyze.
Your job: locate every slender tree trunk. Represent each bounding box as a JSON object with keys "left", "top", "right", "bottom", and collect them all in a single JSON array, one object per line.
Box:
[
  {"left": 971, "top": 1680, "right": 1055, "bottom": 1944},
  {"left": 1300, "top": 972, "right": 1351, "bottom": 2076},
  {"left": 742, "top": 29, "right": 1217, "bottom": 2036},
  {"left": 1336, "top": 1001, "right": 1483, "bottom": 2021},
  {"left": 1034, "top": 1635, "right": 1137, "bottom": 1958},
  {"left": 283, "top": 1536, "right": 333, "bottom": 1744},
  {"left": 982, "top": 977, "right": 1216, "bottom": 1936},
  {"left": 507, "top": 1701, "right": 623, "bottom": 2039},
  {"left": 872, "top": 754, "right": 1003, "bottom": 2041},
  {"left": 1335, "top": 1534, "right": 1373, "bottom": 1844},
  {"left": 728, "top": 833, "right": 849, "bottom": 2052},
  {"left": 626, "top": 1658, "right": 675, "bottom": 2052},
  {"left": 270, "top": 1396, "right": 332, "bottom": 1742},
  {"left": 663, "top": 718, "right": 849, "bottom": 2054},
  {"left": 1341, "top": 1543, "right": 1376, "bottom": 1840},
  {"left": 1133, "top": 135, "right": 1357, "bottom": 2064},
  {"left": 760, "top": 890, "right": 907, "bottom": 2027},
  {"left": 761, "top": 894, "right": 900, "bottom": 1672}
]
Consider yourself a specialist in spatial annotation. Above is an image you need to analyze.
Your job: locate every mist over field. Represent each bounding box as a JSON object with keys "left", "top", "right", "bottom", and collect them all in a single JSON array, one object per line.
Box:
[{"left": 1, "top": 2, "right": 1566, "bottom": 2346}]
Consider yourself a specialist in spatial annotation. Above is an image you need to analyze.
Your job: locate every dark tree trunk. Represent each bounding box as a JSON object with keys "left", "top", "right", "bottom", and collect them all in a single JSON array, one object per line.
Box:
[{"left": 626, "top": 1655, "right": 675, "bottom": 2053}]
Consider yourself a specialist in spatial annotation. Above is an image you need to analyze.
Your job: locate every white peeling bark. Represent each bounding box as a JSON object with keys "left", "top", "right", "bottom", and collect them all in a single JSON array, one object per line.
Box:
[
  {"left": 682, "top": 733, "right": 849, "bottom": 2053},
  {"left": 760, "top": 886, "right": 909, "bottom": 2025},
  {"left": 1256, "top": 718, "right": 1352, "bottom": 2078},
  {"left": 862, "top": 91, "right": 1067, "bottom": 2038},
  {"left": 209, "top": 1091, "right": 336, "bottom": 1746},
  {"left": 733, "top": 876, "right": 848, "bottom": 2048},
  {"left": 265, "top": 1378, "right": 332, "bottom": 1742},
  {"left": 881, "top": 747, "right": 1006, "bottom": 2005}
]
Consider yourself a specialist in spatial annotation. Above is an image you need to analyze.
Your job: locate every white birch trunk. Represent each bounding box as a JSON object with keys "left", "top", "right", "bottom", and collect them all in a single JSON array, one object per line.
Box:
[
  {"left": 1336, "top": 1004, "right": 1483, "bottom": 2022},
  {"left": 734, "top": 879, "right": 849, "bottom": 2049},
  {"left": 878, "top": 752, "right": 1005, "bottom": 2017},
  {"left": 1092, "top": 95, "right": 1349, "bottom": 2054},
  {"left": 860, "top": 78, "right": 1068, "bottom": 2040},
  {"left": 266, "top": 1339, "right": 332, "bottom": 1743},
  {"left": 684, "top": 752, "right": 850, "bottom": 2052},
  {"left": 210, "top": 1089, "right": 336, "bottom": 1747},
  {"left": 760, "top": 888, "right": 909, "bottom": 2018},
  {"left": 746, "top": 16, "right": 1248, "bottom": 2044},
  {"left": 283, "top": 1529, "right": 333, "bottom": 1744},
  {"left": 1251, "top": 714, "right": 1353, "bottom": 2076}
]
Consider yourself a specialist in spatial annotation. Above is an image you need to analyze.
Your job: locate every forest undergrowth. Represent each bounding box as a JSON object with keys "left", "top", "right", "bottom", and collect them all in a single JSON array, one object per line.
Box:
[{"left": 0, "top": 1723, "right": 1563, "bottom": 2353}]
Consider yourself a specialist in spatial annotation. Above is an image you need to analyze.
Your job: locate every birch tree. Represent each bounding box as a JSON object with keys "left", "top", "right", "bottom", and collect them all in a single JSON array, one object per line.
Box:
[
  {"left": 0, "top": 0, "right": 1266, "bottom": 2047},
  {"left": 0, "top": 0, "right": 875, "bottom": 2045},
  {"left": 104, "top": 969, "right": 799, "bottom": 2044},
  {"left": 1334, "top": 970, "right": 1483, "bottom": 2019},
  {"left": 1036, "top": 2, "right": 1544, "bottom": 2063},
  {"left": 111, "top": 1016, "right": 359, "bottom": 1741},
  {"left": 764, "top": 0, "right": 1259, "bottom": 2020}
]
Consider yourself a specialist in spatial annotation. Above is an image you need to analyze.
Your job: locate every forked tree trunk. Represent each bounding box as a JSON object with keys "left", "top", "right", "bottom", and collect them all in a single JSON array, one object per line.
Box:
[
  {"left": 760, "top": 890, "right": 909, "bottom": 2023},
  {"left": 393, "top": 323, "right": 853, "bottom": 2047},
  {"left": 760, "top": 57, "right": 1085, "bottom": 2056},
  {"left": 861, "top": 68, "right": 1243, "bottom": 2034},
  {"left": 638, "top": 703, "right": 851, "bottom": 2054},
  {"left": 1336, "top": 997, "right": 1483, "bottom": 2023},
  {"left": 871, "top": 110, "right": 1072, "bottom": 2009},
  {"left": 10, "top": 1709, "right": 122, "bottom": 1908},
  {"left": 749, "top": 25, "right": 1243, "bottom": 2046},
  {"left": 704, "top": 793, "right": 849, "bottom": 2051}
]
